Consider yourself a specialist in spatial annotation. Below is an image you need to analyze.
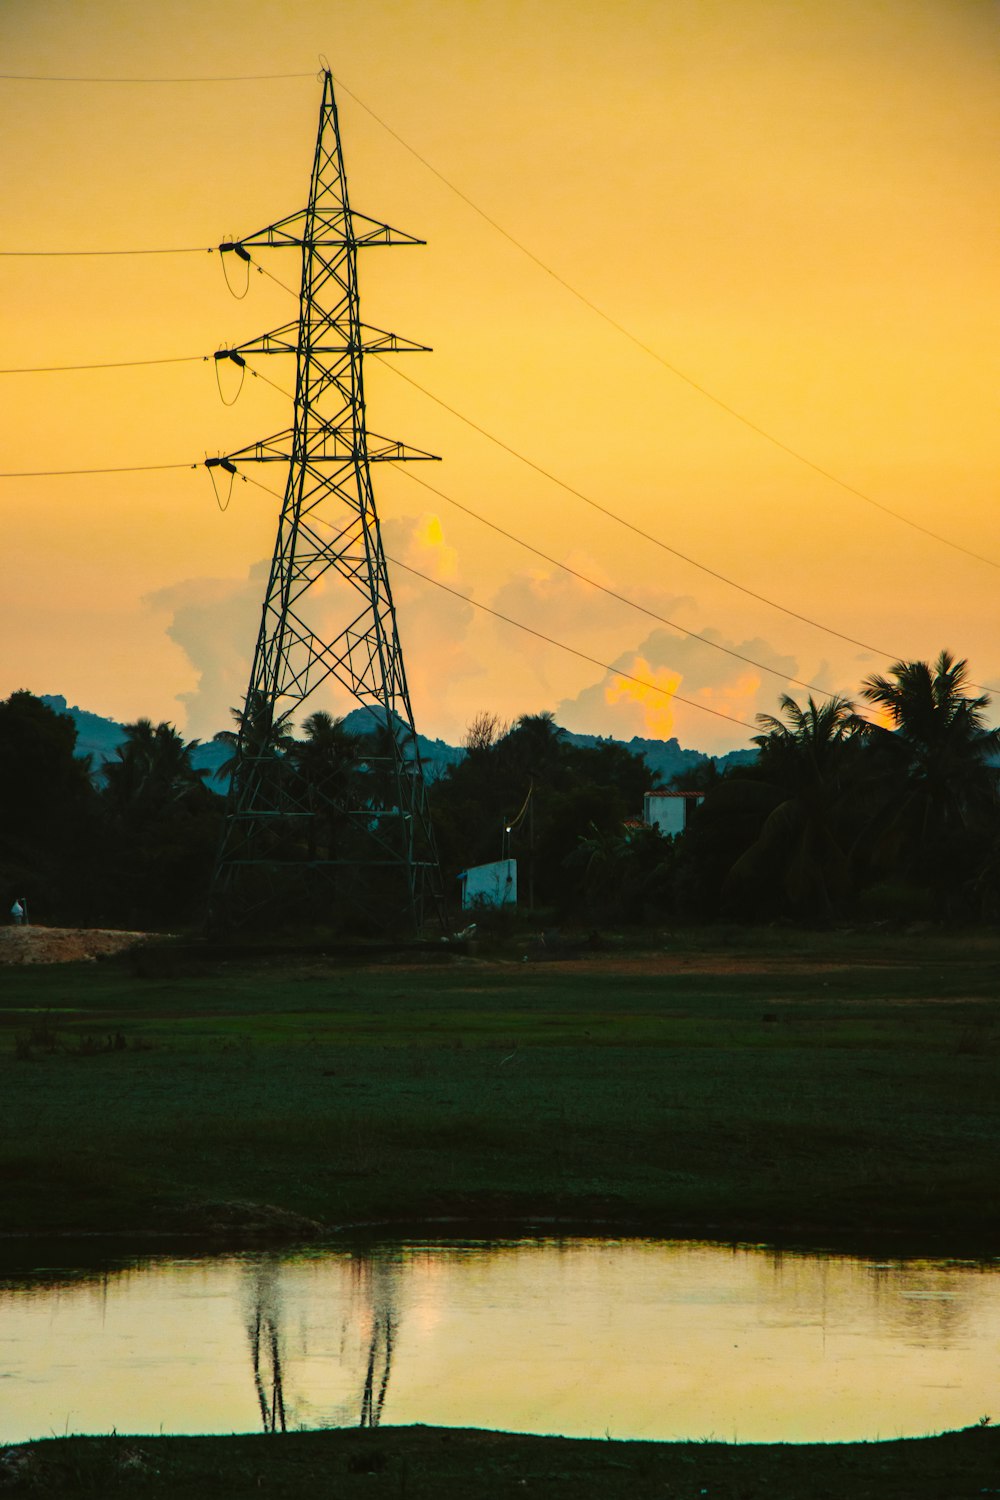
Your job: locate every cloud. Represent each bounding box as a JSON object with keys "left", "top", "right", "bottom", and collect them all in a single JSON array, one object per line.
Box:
[
  {"left": 379, "top": 513, "right": 481, "bottom": 734},
  {"left": 146, "top": 511, "right": 809, "bottom": 759},
  {"left": 407, "top": 512, "right": 459, "bottom": 580},
  {"left": 556, "top": 625, "right": 802, "bottom": 753},
  {"left": 146, "top": 513, "right": 481, "bottom": 742},
  {"left": 605, "top": 657, "right": 684, "bottom": 739},
  {"left": 145, "top": 564, "right": 267, "bottom": 739}
]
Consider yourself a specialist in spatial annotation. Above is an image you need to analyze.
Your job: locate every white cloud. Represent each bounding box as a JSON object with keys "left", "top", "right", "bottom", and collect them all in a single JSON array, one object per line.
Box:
[{"left": 145, "top": 564, "right": 267, "bottom": 740}]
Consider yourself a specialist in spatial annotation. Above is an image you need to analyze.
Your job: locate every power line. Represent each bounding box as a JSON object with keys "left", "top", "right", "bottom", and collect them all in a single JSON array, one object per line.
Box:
[
  {"left": 249, "top": 258, "right": 299, "bottom": 298},
  {"left": 2, "top": 75, "right": 988, "bottom": 565},
  {"left": 0, "top": 462, "right": 195, "bottom": 478},
  {"left": 1, "top": 338, "right": 991, "bottom": 692},
  {"left": 396, "top": 464, "right": 831, "bottom": 701},
  {"left": 0, "top": 355, "right": 204, "bottom": 374},
  {"left": 386, "top": 554, "right": 753, "bottom": 734},
  {"left": 375, "top": 358, "right": 905, "bottom": 661},
  {"left": 0, "top": 329, "right": 953, "bottom": 697},
  {"left": 0, "top": 354, "right": 292, "bottom": 387},
  {"left": 338, "top": 74, "right": 998, "bottom": 573},
  {"left": 0, "top": 72, "right": 315, "bottom": 83},
  {"left": 0, "top": 247, "right": 211, "bottom": 257},
  {"left": 210, "top": 470, "right": 1000, "bottom": 708},
  {"left": 237, "top": 469, "right": 752, "bottom": 733}
]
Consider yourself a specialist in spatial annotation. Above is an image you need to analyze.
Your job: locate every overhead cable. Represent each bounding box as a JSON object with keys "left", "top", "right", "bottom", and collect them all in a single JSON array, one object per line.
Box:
[
  {"left": 376, "top": 358, "right": 904, "bottom": 660},
  {"left": 386, "top": 555, "right": 753, "bottom": 733},
  {"left": 237, "top": 466, "right": 753, "bottom": 732},
  {"left": 338, "top": 74, "right": 997, "bottom": 572},
  {"left": 0, "top": 246, "right": 211, "bottom": 257},
  {"left": 396, "top": 464, "right": 833, "bottom": 700},
  {"left": 0, "top": 355, "right": 203, "bottom": 374},
  {"left": 0, "top": 72, "right": 315, "bottom": 83},
  {"left": 0, "top": 461, "right": 195, "bottom": 477}
]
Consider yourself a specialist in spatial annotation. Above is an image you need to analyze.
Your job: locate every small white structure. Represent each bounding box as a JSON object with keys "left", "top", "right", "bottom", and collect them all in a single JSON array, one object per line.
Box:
[
  {"left": 458, "top": 858, "right": 517, "bottom": 911},
  {"left": 643, "top": 791, "right": 704, "bottom": 837}
]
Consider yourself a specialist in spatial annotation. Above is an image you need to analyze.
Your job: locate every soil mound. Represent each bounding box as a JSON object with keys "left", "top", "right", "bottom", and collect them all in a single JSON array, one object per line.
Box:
[{"left": 0, "top": 925, "right": 152, "bottom": 965}]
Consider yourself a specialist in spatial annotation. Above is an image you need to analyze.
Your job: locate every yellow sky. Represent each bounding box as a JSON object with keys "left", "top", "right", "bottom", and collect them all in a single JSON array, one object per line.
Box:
[{"left": 1, "top": 0, "right": 997, "bottom": 753}]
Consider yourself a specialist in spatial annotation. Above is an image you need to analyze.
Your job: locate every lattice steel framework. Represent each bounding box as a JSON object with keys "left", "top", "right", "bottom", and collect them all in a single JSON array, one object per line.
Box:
[{"left": 208, "top": 71, "right": 445, "bottom": 934}]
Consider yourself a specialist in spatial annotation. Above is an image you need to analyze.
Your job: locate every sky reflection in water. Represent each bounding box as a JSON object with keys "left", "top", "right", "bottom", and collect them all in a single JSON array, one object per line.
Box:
[{"left": 1, "top": 1239, "right": 997, "bottom": 1444}]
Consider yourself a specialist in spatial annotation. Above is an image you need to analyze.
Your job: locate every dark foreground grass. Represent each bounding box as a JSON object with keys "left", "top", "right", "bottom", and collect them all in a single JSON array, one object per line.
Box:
[
  {"left": 4, "top": 1424, "right": 998, "bottom": 1499},
  {"left": 1, "top": 926, "right": 999, "bottom": 1249}
]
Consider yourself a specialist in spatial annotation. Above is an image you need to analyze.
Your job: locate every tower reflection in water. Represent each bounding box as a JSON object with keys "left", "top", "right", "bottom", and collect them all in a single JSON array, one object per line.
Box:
[
  {"left": 245, "top": 1261, "right": 287, "bottom": 1433},
  {"left": 243, "top": 1253, "right": 397, "bottom": 1432}
]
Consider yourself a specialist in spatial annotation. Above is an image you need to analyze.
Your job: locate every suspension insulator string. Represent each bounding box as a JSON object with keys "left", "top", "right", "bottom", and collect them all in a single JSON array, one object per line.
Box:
[
  {"left": 204, "top": 455, "right": 238, "bottom": 511},
  {"left": 218, "top": 240, "right": 252, "bottom": 299},
  {"left": 212, "top": 349, "right": 247, "bottom": 406}
]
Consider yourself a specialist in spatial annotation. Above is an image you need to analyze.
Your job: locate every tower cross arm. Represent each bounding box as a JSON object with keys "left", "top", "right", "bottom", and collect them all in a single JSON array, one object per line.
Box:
[
  {"left": 366, "top": 433, "right": 440, "bottom": 462},
  {"left": 219, "top": 208, "right": 424, "bottom": 253},
  {"left": 348, "top": 211, "right": 425, "bottom": 247},
  {"left": 216, "top": 322, "right": 431, "bottom": 360},
  {"left": 356, "top": 325, "right": 432, "bottom": 354},
  {"left": 209, "top": 429, "right": 440, "bottom": 467}
]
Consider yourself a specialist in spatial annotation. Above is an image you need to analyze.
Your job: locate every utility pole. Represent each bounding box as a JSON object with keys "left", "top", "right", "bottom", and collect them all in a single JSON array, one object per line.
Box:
[{"left": 208, "top": 71, "right": 445, "bottom": 936}]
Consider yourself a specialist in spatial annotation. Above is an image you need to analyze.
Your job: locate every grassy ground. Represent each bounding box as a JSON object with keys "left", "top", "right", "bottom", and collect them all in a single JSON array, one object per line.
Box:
[
  {"left": 1, "top": 925, "right": 999, "bottom": 1249},
  {"left": 4, "top": 928, "right": 998, "bottom": 1495},
  {"left": 3, "top": 1424, "right": 998, "bottom": 1498}
]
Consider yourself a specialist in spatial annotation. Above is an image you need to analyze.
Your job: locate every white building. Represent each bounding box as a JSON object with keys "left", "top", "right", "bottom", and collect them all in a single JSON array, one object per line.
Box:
[
  {"left": 642, "top": 790, "right": 704, "bottom": 837},
  {"left": 458, "top": 858, "right": 517, "bottom": 911}
]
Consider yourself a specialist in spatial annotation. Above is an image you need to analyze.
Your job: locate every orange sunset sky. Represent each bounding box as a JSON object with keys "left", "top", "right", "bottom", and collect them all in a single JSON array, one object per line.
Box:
[{"left": 1, "top": 0, "right": 997, "bottom": 755}]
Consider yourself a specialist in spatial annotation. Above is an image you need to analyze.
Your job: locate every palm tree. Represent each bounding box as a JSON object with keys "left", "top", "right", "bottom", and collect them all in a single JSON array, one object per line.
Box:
[
  {"left": 289, "top": 711, "right": 358, "bottom": 859},
  {"left": 212, "top": 691, "right": 296, "bottom": 783},
  {"left": 504, "top": 711, "right": 567, "bottom": 780},
  {"left": 98, "top": 719, "right": 218, "bottom": 924},
  {"left": 722, "top": 693, "right": 863, "bottom": 921},
  {"left": 102, "top": 719, "right": 207, "bottom": 818},
  {"left": 857, "top": 651, "right": 1000, "bottom": 908}
]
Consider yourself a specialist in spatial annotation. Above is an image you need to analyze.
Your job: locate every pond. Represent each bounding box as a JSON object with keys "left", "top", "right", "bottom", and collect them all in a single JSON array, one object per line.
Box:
[{"left": 1, "top": 1238, "right": 997, "bottom": 1445}]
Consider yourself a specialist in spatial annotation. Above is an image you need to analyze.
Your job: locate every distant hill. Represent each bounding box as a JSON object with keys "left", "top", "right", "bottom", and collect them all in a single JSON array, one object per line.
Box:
[
  {"left": 337, "top": 706, "right": 465, "bottom": 782},
  {"left": 41, "top": 695, "right": 754, "bottom": 794},
  {"left": 40, "top": 696, "right": 230, "bottom": 787},
  {"left": 556, "top": 727, "right": 754, "bottom": 785}
]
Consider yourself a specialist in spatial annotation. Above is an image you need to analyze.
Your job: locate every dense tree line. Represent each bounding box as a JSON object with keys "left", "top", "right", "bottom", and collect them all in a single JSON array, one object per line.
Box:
[
  {"left": 430, "top": 652, "right": 1000, "bottom": 927},
  {"left": 2, "top": 650, "right": 998, "bottom": 932},
  {"left": 674, "top": 652, "right": 1000, "bottom": 924},
  {"left": 0, "top": 692, "right": 221, "bottom": 929},
  {"left": 429, "top": 710, "right": 664, "bottom": 923}
]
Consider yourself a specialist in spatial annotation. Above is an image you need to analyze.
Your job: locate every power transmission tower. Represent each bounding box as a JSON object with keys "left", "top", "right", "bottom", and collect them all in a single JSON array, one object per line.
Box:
[{"left": 207, "top": 70, "right": 446, "bottom": 936}]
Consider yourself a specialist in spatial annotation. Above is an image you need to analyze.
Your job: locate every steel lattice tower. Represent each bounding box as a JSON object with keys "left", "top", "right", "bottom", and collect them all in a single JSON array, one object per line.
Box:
[{"left": 208, "top": 71, "right": 445, "bottom": 934}]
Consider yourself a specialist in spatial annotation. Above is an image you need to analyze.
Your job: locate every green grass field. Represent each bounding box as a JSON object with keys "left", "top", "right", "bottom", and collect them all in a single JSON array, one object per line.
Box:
[
  {"left": 3, "top": 927, "right": 998, "bottom": 1497},
  {"left": 2, "top": 926, "right": 998, "bottom": 1248}
]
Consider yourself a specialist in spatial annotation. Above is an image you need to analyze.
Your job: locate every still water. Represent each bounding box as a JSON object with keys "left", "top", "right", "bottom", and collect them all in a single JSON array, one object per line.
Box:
[{"left": 1, "top": 1239, "right": 997, "bottom": 1445}]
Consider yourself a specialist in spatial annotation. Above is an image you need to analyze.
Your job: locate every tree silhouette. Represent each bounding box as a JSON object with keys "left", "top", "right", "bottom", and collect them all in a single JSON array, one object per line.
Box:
[
  {"left": 289, "top": 711, "right": 358, "bottom": 860},
  {"left": 0, "top": 691, "right": 94, "bottom": 922},
  {"left": 857, "top": 651, "right": 1000, "bottom": 912},
  {"left": 721, "top": 693, "right": 862, "bottom": 921},
  {"left": 99, "top": 719, "right": 218, "bottom": 925},
  {"left": 212, "top": 692, "right": 296, "bottom": 783},
  {"left": 102, "top": 719, "right": 207, "bottom": 817}
]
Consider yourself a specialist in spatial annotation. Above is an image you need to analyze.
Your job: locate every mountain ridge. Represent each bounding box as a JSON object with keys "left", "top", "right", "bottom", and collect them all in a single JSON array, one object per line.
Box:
[{"left": 40, "top": 695, "right": 754, "bottom": 790}]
